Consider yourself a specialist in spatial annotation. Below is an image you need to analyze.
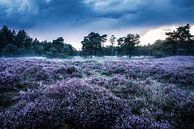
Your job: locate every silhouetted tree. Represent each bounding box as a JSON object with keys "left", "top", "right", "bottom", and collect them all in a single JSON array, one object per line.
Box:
[
  {"left": 117, "top": 37, "right": 125, "bottom": 56},
  {"left": 150, "top": 40, "right": 167, "bottom": 57},
  {"left": 46, "top": 37, "right": 76, "bottom": 58},
  {"left": 110, "top": 35, "right": 116, "bottom": 46},
  {"left": 0, "top": 26, "right": 15, "bottom": 50},
  {"left": 165, "top": 24, "right": 193, "bottom": 55},
  {"left": 2, "top": 44, "right": 18, "bottom": 56},
  {"left": 52, "top": 37, "right": 65, "bottom": 53},
  {"left": 102, "top": 45, "right": 117, "bottom": 56},
  {"left": 136, "top": 45, "right": 150, "bottom": 56},
  {"left": 109, "top": 35, "right": 117, "bottom": 55},
  {"left": 0, "top": 26, "right": 76, "bottom": 57},
  {"left": 15, "top": 30, "right": 33, "bottom": 54},
  {"left": 81, "top": 32, "right": 107, "bottom": 57},
  {"left": 64, "top": 44, "right": 76, "bottom": 56},
  {"left": 117, "top": 34, "right": 140, "bottom": 57}
]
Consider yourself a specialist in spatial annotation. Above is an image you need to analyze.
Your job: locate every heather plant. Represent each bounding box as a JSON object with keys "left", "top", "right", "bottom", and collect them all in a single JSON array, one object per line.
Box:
[
  {"left": 0, "top": 59, "right": 83, "bottom": 111},
  {"left": 20, "top": 65, "right": 50, "bottom": 82},
  {"left": 80, "top": 61, "right": 103, "bottom": 76},
  {"left": 101, "top": 57, "right": 194, "bottom": 86},
  {"left": 86, "top": 75, "right": 194, "bottom": 128},
  {"left": 0, "top": 79, "right": 131, "bottom": 129},
  {"left": 0, "top": 56, "right": 194, "bottom": 129},
  {"left": 85, "top": 76, "right": 108, "bottom": 88},
  {"left": 0, "top": 71, "right": 21, "bottom": 91},
  {"left": 0, "top": 71, "right": 25, "bottom": 109},
  {"left": 115, "top": 115, "right": 171, "bottom": 129},
  {"left": 53, "top": 65, "right": 82, "bottom": 79},
  {"left": 159, "top": 85, "right": 194, "bottom": 128}
]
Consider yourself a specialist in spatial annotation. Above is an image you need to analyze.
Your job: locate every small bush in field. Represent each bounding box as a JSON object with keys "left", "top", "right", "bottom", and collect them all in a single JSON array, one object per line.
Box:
[
  {"left": 85, "top": 76, "right": 108, "bottom": 87},
  {"left": 0, "top": 72, "right": 21, "bottom": 91},
  {"left": 53, "top": 66, "right": 82, "bottom": 79},
  {"left": 21, "top": 66, "right": 49, "bottom": 82}
]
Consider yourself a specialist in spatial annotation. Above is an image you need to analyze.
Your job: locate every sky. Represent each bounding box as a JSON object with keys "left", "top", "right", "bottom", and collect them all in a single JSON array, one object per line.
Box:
[{"left": 0, "top": 0, "right": 194, "bottom": 50}]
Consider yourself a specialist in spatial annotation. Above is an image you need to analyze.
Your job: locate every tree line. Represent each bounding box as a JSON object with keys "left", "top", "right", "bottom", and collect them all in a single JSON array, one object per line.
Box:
[
  {"left": 81, "top": 24, "right": 194, "bottom": 57},
  {"left": 0, "top": 26, "right": 76, "bottom": 58},
  {"left": 0, "top": 24, "right": 194, "bottom": 58}
]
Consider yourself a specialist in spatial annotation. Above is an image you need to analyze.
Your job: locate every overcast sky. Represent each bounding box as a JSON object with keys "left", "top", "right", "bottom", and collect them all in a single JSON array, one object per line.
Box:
[{"left": 0, "top": 0, "right": 194, "bottom": 49}]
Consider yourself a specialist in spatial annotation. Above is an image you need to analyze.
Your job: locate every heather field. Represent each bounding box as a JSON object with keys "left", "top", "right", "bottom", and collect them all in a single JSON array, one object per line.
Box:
[{"left": 0, "top": 56, "right": 194, "bottom": 129}]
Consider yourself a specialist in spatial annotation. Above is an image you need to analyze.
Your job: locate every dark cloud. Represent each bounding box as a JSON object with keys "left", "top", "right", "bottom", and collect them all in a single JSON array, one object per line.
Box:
[
  {"left": 0, "top": 0, "right": 94, "bottom": 28},
  {"left": 96, "top": 10, "right": 137, "bottom": 19},
  {"left": 172, "top": 0, "right": 194, "bottom": 8},
  {"left": 0, "top": 0, "right": 194, "bottom": 30},
  {"left": 38, "top": 0, "right": 93, "bottom": 19}
]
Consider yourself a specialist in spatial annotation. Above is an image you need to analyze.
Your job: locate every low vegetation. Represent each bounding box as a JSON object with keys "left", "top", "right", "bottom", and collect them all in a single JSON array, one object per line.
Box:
[{"left": 0, "top": 56, "right": 194, "bottom": 129}]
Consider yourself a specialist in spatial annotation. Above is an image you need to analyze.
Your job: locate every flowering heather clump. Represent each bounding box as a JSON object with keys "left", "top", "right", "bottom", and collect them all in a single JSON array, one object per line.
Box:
[
  {"left": 0, "top": 71, "right": 21, "bottom": 91},
  {"left": 83, "top": 75, "right": 194, "bottom": 128},
  {"left": 85, "top": 76, "right": 108, "bottom": 87},
  {"left": 115, "top": 115, "right": 171, "bottom": 129},
  {"left": 20, "top": 66, "right": 50, "bottom": 82},
  {"left": 159, "top": 85, "right": 194, "bottom": 128},
  {"left": 80, "top": 61, "right": 103, "bottom": 76},
  {"left": 0, "top": 56, "right": 194, "bottom": 129},
  {"left": 52, "top": 65, "right": 82, "bottom": 79},
  {"left": 0, "top": 79, "right": 131, "bottom": 129},
  {"left": 103, "top": 56, "right": 194, "bottom": 86}
]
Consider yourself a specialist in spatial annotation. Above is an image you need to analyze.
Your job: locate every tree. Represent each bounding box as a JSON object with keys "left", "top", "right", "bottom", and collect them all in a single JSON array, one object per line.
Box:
[
  {"left": 109, "top": 35, "right": 117, "bottom": 55},
  {"left": 165, "top": 24, "right": 193, "bottom": 55},
  {"left": 117, "top": 34, "right": 140, "bottom": 57},
  {"left": 0, "top": 26, "right": 77, "bottom": 57},
  {"left": 117, "top": 37, "right": 125, "bottom": 56},
  {"left": 2, "top": 44, "right": 18, "bottom": 56},
  {"left": 81, "top": 36, "right": 92, "bottom": 57},
  {"left": 15, "top": 30, "right": 33, "bottom": 54},
  {"left": 110, "top": 35, "right": 117, "bottom": 46},
  {"left": 52, "top": 37, "right": 65, "bottom": 53},
  {"left": 64, "top": 44, "right": 76, "bottom": 56},
  {"left": 136, "top": 45, "right": 151, "bottom": 56},
  {"left": 81, "top": 32, "right": 107, "bottom": 57},
  {"left": 150, "top": 40, "right": 167, "bottom": 57},
  {"left": 102, "top": 45, "right": 117, "bottom": 56},
  {"left": 0, "top": 26, "right": 15, "bottom": 50},
  {"left": 44, "top": 37, "right": 76, "bottom": 58}
]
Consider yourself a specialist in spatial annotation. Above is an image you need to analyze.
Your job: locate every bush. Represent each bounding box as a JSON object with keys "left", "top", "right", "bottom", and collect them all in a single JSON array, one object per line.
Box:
[
  {"left": 0, "top": 79, "right": 130, "bottom": 129},
  {"left": 0, "top": 72, "right": 21, "bottom": 91},
  {"left": 20, "top": 66, "right": 49, "bottom": 82}
]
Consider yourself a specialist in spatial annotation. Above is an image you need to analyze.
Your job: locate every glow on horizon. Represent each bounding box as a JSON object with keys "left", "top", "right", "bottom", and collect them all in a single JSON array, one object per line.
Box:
[{"left": 140, "top": 25, "right": 194, "bottom": 46}]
